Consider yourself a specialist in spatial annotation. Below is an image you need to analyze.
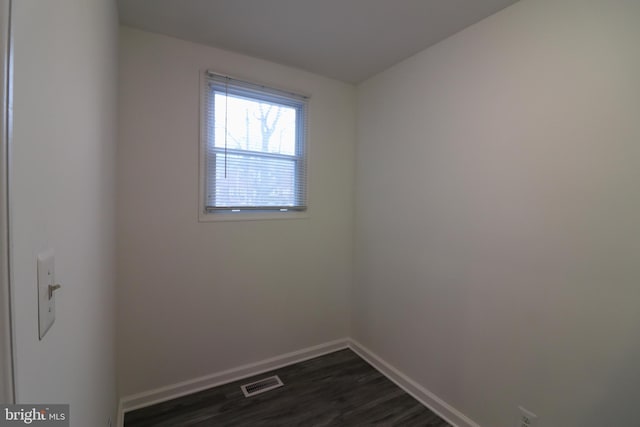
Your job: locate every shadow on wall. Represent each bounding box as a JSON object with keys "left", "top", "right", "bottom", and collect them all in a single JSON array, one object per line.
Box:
[{"left": 584, "top": 337, "right": 640, "bottom": 426}]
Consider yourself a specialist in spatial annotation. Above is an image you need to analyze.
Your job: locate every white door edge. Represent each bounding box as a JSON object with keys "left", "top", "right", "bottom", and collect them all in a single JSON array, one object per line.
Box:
[{"left": 0, "top": 0, "right": 15, "bottom": 404}]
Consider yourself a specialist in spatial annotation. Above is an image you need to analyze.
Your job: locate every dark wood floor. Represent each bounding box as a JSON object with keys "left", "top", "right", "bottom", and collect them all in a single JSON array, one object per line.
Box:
[{"left": 124, "top": 349, "right": 452, "bottom": 426}]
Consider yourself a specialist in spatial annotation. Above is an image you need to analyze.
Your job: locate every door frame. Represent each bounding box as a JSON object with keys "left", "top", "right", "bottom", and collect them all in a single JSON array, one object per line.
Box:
[{"left": 0, "top": 0, "right": 15, "bottom": 404}]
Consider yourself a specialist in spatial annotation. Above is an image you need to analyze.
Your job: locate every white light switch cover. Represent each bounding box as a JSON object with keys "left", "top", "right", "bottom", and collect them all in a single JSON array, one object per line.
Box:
[{"left": 37, "top": 249, "right": 55, "bottom": 339}]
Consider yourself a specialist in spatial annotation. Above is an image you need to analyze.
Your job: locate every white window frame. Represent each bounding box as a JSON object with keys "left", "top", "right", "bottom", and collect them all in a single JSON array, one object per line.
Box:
[{"left": 198, "top": 71, "right": 310, "bottom": 222}]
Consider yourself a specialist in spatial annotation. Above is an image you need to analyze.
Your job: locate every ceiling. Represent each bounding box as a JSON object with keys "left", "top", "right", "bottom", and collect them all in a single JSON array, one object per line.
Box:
[{"left": 118, "top": 0, "right": 521, "bottom": 83}]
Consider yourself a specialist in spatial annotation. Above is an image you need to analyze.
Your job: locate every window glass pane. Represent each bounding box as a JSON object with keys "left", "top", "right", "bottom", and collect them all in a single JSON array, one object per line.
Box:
[
  {"left": 214, "top": 92, "right": 297, "bottom": 156},
  {"left": 214, "top": 153, "right": 296, "bottom": 207},
  {"left": 203, "top": 73, "right": 307, "bottom": 213}
]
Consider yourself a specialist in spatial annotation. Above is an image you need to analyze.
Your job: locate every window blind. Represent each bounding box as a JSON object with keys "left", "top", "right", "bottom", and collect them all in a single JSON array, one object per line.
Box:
[{"left": 202, "top": 71, "right": 308, "bottom": 212}]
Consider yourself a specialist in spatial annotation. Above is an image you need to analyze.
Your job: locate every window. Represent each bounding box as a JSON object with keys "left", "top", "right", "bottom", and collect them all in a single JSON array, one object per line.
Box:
[{"left": 201, "top": 71, "right": 308, "bottom": 217}]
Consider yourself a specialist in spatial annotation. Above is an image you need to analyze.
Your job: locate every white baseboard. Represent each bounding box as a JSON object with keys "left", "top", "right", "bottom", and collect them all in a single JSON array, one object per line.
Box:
[
  {"left": 347, "top": 339, "right": 480, "bottom": 427},
  {"left": 118, "top": 337, "right": 480, "bottom": 427},
  {"left": 117, "top": 338, "right": 349, "bottom": 427}
]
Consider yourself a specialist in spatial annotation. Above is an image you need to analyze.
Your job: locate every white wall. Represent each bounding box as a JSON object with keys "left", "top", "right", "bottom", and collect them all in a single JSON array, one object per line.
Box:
[
  {"left": 11, "top": 0, "right": 118, "bottom": 424},
  {"left": 117, "top": 28, "right": 355, "bottom": 397},
  {"left": 354, "top": 0, "right": 640, "bottom": 426}
]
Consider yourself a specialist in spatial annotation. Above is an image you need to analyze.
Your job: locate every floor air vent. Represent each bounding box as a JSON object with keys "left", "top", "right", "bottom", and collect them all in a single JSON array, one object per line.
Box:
[{"left": 241, "top": 375, "right": 284, "bottom": 397}]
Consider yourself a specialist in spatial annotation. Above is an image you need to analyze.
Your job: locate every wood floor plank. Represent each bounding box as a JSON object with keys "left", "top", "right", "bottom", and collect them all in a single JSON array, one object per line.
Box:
[{"left": 124, "top": 349, "right": 452, "bottom": 426}]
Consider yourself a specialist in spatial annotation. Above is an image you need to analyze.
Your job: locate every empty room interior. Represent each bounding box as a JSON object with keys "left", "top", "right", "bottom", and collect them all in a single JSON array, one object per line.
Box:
[{"left": 1, "top": 0, "right": 639, "bottom": 426}]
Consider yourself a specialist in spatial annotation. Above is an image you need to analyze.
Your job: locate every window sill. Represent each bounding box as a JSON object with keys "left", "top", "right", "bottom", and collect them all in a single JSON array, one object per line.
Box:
[{"left": 198, "top": 210, "right": 309, "bottom": 222}]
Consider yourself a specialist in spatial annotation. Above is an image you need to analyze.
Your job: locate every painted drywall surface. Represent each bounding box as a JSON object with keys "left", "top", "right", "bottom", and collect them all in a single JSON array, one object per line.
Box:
[
  {"left": 117, "top": 28, "right": 355, "bottom": 396},
  {"left": 354, "top": 0, "right": 640, "bottom": 426},
  {"left": 11, "top": 0, "right": 118, "bottom": 423}
]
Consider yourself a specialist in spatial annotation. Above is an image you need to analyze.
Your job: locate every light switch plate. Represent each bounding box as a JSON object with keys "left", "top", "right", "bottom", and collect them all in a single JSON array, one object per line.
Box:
[
  {"left": 517, "top": 406, "right": 538, "bottom": 427},
  {"left": 37, "top": 249, "right": 55, "bottom": 339}
]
